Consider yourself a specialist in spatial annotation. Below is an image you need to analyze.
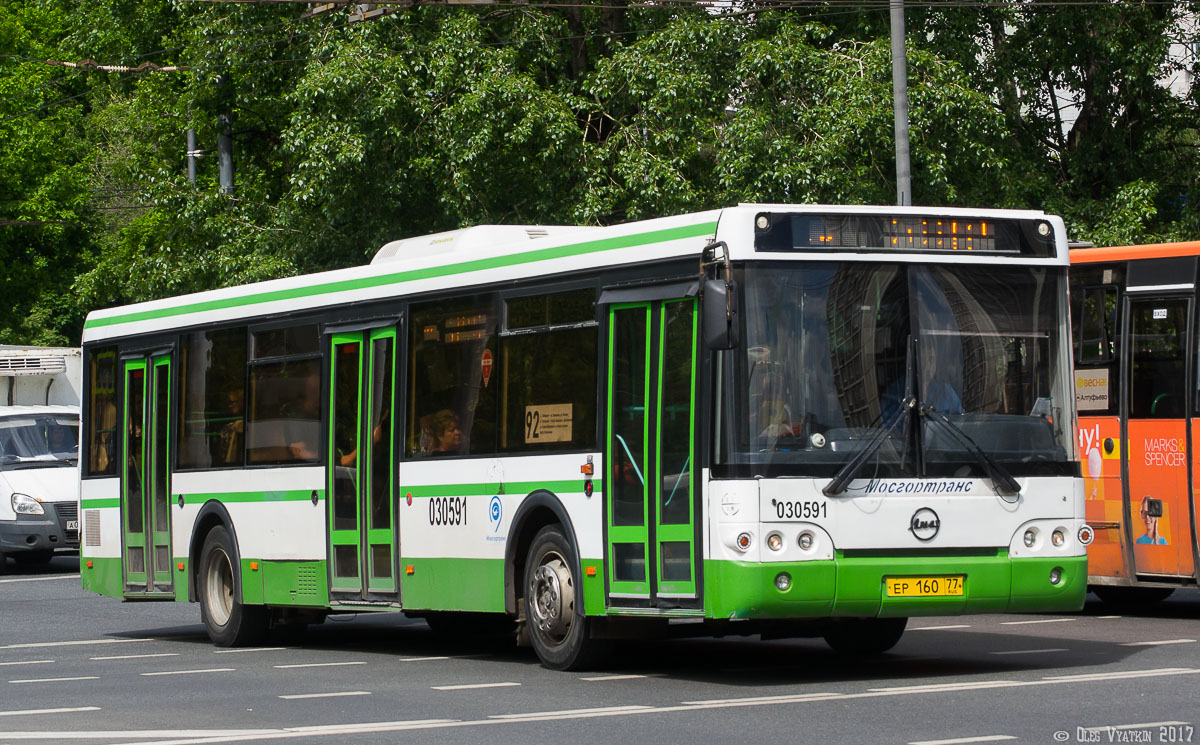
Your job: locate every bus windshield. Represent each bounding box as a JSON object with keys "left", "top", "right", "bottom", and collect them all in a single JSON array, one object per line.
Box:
[
  {"left": 0, "top": 414, "right": 80, "bottom": 470},
  {"left": 718, "top": 261, "right": 1073, "bottom": 479}
]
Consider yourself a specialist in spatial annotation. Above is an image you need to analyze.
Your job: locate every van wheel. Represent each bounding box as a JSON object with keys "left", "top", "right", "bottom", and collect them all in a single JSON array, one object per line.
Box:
[
  {"left": 523, "top": 525, "right": 598, "bottom": 670},
  {"left": 198, "top": 526, "right": 267, "bottom": 647},
  {"left": 14, "top": 550, "right": 54, "bottom": 565},
  {"left": 824, "top": 617, "right": 908, "bottom": 655},
  {"left": 0, "top": 549, "right": 8, "bottom": 575}
]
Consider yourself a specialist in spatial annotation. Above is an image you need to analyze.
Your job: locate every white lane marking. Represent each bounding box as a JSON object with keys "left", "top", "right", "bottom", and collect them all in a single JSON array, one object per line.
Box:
[
  {"left": 140, "top": 668, "right": 235, "bottom": 677},
  {"left": 19, "top": 667, "right": 1200, "bottom": 745},
  {"left": 1043, "top": 667, "right": 1197, "bottom": 682},
  {"left": 912, "top": 734, "right": 1017, "bottom": 739},
  {"left": 910, "top": 624, "right": 971, "bottom": 630},
  {"left": 869, "top": 680, "right": 1018, "bottom": 693},
  {"left": 1120, "top": 639, "right": 1196, "bottom": 647},
  {"left": 431, "top": 682, "right": 520, "bottom": 691},
  {"left": 9, "top": 676, "right": 99, "bottom": 684},
  {"left": 0, "top": 729, "right": 279, "bottom": 739},
  {"left": 396, "top": 656, "right": 450, "bottom": 662},
  {"left": 580, "top": 674, "right": 647, "bottom": 682},
  {"left": 91, "top": 653, "right": 180, "bottom": 661},
  {"left": 0, "top": 706, "right": 100, "bottom": 718},
  {"left": 0, "top": 638, "right": 151, "bottom": 650},
  {"left": 909, "top": 737, "right": 1017, "bottom": 745},
  {"left": 1097, "top": 615, "right": 1122, "bottom": 619},
  {"left": 1080, "top": 721, "right": 1191, "bottom": 733},
  {"left": 0, "top": 575, "right": 78, "bottom": 584},
  {"left": 215, "top": 647, "right": 286, "bottom": 655},
  {"left": 989, "top": 649, "right": 1068, "bottom": 656},
  {"left": 490, "top": 705, "right": 652, "bottom": 720},
  {"left": 0, "top": 660, "right": 53, "bottom": 667},
  {"left": 278, "top": 692, "right": 371, "bottom": 700},
  {"left": 274, "top": 662, "right": 367, "bottom": 669},
  {"left": 999, "top": 617, "right": 1074, "bottom": 625}
]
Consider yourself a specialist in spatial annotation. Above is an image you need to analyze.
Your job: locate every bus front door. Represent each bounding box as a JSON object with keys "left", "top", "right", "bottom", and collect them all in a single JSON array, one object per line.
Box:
[
  {"left": 605, "top": 299, "right": 699, "bottom": 608},
  {"left": 120, "top": 353, "right": 174, "bottom": 597},
  {"left": 1124, "top": 296, "right": 1196, "bottom": 581},
  {"left": 328, "top": 328, "right": 399, "bottom": 603}
]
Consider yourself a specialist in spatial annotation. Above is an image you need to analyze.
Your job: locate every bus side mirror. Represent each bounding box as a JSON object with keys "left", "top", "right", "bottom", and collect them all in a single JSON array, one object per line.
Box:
[{"left": 702, "top": 278, "right": 739, "bottom": 350}]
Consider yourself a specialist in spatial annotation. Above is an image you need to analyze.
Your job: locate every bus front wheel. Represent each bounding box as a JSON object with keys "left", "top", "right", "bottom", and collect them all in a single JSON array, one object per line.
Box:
[
  {"left": 523, "top": 525, "right": 597, "bottom": 671},
  {"left": 198, "top": 526, "right": 267, "bottom": 647},
  {"left": 823, "top": 617, "right": 908, "bottom": 656}
]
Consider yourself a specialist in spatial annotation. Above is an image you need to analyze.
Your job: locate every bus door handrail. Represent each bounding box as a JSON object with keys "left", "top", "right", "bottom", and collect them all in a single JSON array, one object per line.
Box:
[{"left": 613, "top": 434, "right": 645, "bottom": 486}]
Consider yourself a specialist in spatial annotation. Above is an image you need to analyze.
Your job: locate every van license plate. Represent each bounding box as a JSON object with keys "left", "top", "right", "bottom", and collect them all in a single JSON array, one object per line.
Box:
[
  {"left": 886, "top": 576, "right": 963, "bottom": 597},
  {"left": 66, "top": 520, "right": 79, "bottom": 531}
]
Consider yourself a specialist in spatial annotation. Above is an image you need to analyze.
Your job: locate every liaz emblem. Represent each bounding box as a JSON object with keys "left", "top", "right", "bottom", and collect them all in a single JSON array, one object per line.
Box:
[{"left": 908, "top": 508, "right": 941, "bottom": 542}]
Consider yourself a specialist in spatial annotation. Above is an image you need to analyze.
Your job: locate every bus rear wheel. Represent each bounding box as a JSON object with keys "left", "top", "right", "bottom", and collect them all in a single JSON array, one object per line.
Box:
[
  {"left": 523, "top": 525, "right": 597, "bottom": 671},
  {"left": 823, "top": 617, "right": 908, "bottom": 656},
  {"left": 1092, "top": 586, "right": 1175, "bottom": 608},
  {"left": 198, "top": 526, "right": 267, "bottom": 647}
]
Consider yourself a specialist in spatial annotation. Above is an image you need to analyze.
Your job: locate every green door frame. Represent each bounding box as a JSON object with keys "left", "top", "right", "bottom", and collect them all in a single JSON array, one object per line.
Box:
[
  {"left": 328, "top": 328, "right": 399, "bottom": 601},
  {"left": 605, "top": 299, "right": 699, "bottom": 603},
  {"left": 121, "top": 353, "right": 174, "bottom": 596}
]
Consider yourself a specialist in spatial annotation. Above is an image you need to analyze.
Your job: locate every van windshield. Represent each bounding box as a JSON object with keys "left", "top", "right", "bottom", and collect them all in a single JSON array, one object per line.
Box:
[{"left": 0, "top": 415, "right": 80, "bottom": 469}]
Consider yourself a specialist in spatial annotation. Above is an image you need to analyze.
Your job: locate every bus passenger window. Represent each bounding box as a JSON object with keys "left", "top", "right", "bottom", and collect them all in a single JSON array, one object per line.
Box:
[
  {"left": 407, "top": 296, "right": 499, "bottom": 458},
  {"left": 244, "top": 324, "right": 322, "bottom": 465},
  {"left": 178, "top": 328, "right": 247, "bottom": 469},
  {"left": 86, "top": 346, "right": 118, "bottom": 476}
]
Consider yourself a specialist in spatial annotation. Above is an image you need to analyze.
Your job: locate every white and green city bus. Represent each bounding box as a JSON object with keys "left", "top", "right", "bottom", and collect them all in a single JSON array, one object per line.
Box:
[{"left": 79, "top": 205, "right": 1089, "bottom": 669}]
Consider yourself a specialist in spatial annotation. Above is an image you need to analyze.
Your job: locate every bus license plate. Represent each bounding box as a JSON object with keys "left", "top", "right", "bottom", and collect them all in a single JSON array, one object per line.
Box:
[
  {"left": 886, "top": 576, "right": 963, "bottom": 597},
  {"left": 66, "top": 520, "right": 79, "bottom": 531}
]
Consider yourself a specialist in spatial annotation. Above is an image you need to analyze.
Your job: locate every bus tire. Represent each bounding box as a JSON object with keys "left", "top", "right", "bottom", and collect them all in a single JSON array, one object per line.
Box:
[
  {"left": 198, "top": 526, "right": 267, "bottom": 647},
  {"left": 823, "top": 617, "right": 907, "bottom": 656},
  {"left": 523, "top": 525, "right": 595, "bottom": 671},
  {"left": 1092, "top": 586, "right": 1175, "bottom": 607}
]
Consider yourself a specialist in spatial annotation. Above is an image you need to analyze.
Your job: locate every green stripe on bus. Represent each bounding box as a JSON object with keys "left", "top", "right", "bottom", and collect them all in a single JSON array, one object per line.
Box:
[
  {"left": 80, "top": 498, "right": 121, "bottom": 509},
  {"left": 85, "top": 221, "right": 718, "bottom": 330},
  {"left": 186, "top": 490, "right": 323, "bottom": 504},
  {"left": 402, "top": 480, "right": 598, "bottom": 498}
]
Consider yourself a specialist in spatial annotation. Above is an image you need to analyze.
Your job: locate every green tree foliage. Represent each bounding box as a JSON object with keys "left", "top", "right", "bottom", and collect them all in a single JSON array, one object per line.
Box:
[{"left": 0, "top": 1, "right": 1197, "bottom": 344}]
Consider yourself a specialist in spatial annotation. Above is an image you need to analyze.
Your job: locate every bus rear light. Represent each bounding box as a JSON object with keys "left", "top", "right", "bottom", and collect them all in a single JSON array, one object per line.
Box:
[
  {"left": 1077, "top": 525, "right": 1094, "bottom": 546},
  {"left": 1023, "top": 528, "right": 1037, "bottom": 548},
  {"left": 736, "top": 532, "right": 752, "bottom": 551},
  {"left": 767, "top": 533, "right": 783, "bottom": 551},
  {"left": 1051, "top": 530, "right": 1065, "bottom": 547}
]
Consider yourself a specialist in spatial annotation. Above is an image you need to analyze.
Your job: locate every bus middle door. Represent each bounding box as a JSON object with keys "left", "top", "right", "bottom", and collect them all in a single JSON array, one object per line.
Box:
[{"left": 120, "top": 352, "right": 174, "bottom": 597}]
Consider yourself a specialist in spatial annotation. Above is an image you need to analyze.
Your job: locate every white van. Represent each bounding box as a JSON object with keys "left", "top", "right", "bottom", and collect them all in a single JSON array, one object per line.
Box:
[{"left": 0, "top": 347, "right": 81, "bottom": 573}]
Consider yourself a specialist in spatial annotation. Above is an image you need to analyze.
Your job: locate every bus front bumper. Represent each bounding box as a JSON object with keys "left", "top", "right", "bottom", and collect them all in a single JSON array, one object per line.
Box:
[{"left": 703, "top": 552, "right": 1087, "bottom": 620}]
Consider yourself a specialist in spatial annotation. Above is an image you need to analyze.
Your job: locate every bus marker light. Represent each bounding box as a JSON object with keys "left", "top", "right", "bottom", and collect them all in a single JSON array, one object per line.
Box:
[
  {"left": 736, "top": 532, "right": 752, "bottom": 551},
  {"left": 86, "top": 561, "right": 93, "bottom": 569},
  {"left": 1077, "top": 525, "right": 1094, "bottom": 546},
  {"left": 1023, "top": 529, "right": 1037, "bottom": 548},
  {"left": 250, "top": 562, "right": 259, "bottom": 571},
  {"left": 177, "top": 562, "right": 184, "bottom": 571},
  {"left": 406, "top": 565, "right": 414, "bottom": 575},
  {"left": 775, "top": 573, "right": 791, "bottom": 591},
  {"left": 1051, "top": 530, "right": 1065, "bottom": 547},
  {"left": 798, "top": 532, "right": 814, "bottom": 550},
  {"left": 406, "top": 493, "right": 412, "bottom": 506},
  {"left": 1049, "top": 567, "right": 1062, "bottom": 585},
  {"left": 580, "top": 463, "right": 593, "bottom": 475},
  {"left": 585, "top": 566, "right": 597, "bottom": 577}
]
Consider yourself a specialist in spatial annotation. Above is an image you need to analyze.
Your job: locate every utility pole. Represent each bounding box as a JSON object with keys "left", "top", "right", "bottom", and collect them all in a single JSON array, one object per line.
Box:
[
  {"left": 216, "top": 74, "right": 235, "bottom": 195},
  {"left": 890, "top": 0, "right": 912, "bottom": 207},
  {"left": 186, "top": 129, "right": 199, "bottom": 184}
]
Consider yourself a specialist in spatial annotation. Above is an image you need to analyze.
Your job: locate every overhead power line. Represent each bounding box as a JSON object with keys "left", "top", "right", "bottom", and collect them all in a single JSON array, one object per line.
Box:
[{"left": 44, "top": 59, "right": 192, "bottom": 73}]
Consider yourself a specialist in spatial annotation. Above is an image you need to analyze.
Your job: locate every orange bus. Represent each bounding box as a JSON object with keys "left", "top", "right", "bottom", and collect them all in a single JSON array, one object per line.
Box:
[{"left": 1070, "top": 241, "right": 1200, "bottom": 604}]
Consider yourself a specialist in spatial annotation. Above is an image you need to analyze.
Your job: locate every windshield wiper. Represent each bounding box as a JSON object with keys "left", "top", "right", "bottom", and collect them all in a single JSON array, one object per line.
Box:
[
  {"left": 824, "top": 337, "right": 917, "bottom": 497},
  {"left": 920, "top": 404, "right": 1021, "bottom": 499}
]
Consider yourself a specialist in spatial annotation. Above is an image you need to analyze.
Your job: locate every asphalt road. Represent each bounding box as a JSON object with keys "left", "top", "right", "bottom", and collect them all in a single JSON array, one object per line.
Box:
[{"left": 1, "top": 555, "right": 1198, "bottom": 745}]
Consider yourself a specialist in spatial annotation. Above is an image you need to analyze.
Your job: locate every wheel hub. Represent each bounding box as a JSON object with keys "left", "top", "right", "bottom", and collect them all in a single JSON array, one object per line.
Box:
[{"left": 530, "top": 557, "right": 573, "bottom": 639}]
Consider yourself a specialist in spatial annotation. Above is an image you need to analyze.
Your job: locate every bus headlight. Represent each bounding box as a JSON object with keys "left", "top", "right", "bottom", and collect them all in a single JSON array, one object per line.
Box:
[
  {"left": 11, "top": 493, "right": 44, "bottom": 516},
  {"left": 1051, "top": 529, "right": 1066, "bottom": 547},
  {"left": 1049, "top": 567, "right": 1063, "bottom": 585},
  {"left": 1023, "top": 528, "right": 1037, "bottom": 548},
  {"left": 1077, "top": 525, "right": 1094, "bottom": 546},
  {"left": 767, "top": 533, "right": 783, "bottom": 552}
]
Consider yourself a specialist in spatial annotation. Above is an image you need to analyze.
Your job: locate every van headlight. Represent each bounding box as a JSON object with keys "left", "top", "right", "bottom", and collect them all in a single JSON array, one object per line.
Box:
[{"left": 12, "top": 493, "right": 44, "bottom": 515}]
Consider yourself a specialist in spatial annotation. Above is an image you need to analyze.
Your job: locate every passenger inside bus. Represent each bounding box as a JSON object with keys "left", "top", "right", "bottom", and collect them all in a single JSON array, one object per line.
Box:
[{"left": 420, "top": 409, "right": 462, "bottom": 456}]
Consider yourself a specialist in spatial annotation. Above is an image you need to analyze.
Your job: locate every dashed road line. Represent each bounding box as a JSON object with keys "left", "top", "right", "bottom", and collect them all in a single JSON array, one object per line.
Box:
[
  {"left": 215, "top": 647, "right": 286, "bottom": 655},
  {"left": 9, "top": 676, "right": 99, "bottom": 684},
  {"left": 910, "top": 624, "right": 971, "bottom": 631},
  {"left": 91, "top": 653, "right": 179, "bottom": 661},
  {"left": 0, "top": 575, "right": 78, "bottom": 584},
  {"left": 0, "top": 638, "right": 151, "bottom": 650},
  {"left": 140, "top": 668, "right": 235, "bottom": 677},
  {"left": 0, "top": 660, "right": 54, "bottom": 667},
  {"left": 999, "top": 618, "right": 1074, "bottom": 626},
  {"left": 396, "top": 656, "right": 450, "bottom": 662},
  {"left": 490, "top": 705, "right": 652, "bottom": 720},
  {"left": 278, "top": 692, "right": 371, "bottom": 700},
  {"left": 580, "top": 674, "right": 648, "bottom": 682},
  {"left": 989, "top": 649, "right": 1068, "bottom": 656},
  {"left": 0, "top": 706, "right": 100, "bottom": 718},
  {"left": 1120, "top": 639, "right": 1196, "bottom": 647},
  {"left": 274, "top": 662, "right": 367, "bottom": 669},
  {"left": 431, "top": 681, "right": 520, "bottom": 691}
]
